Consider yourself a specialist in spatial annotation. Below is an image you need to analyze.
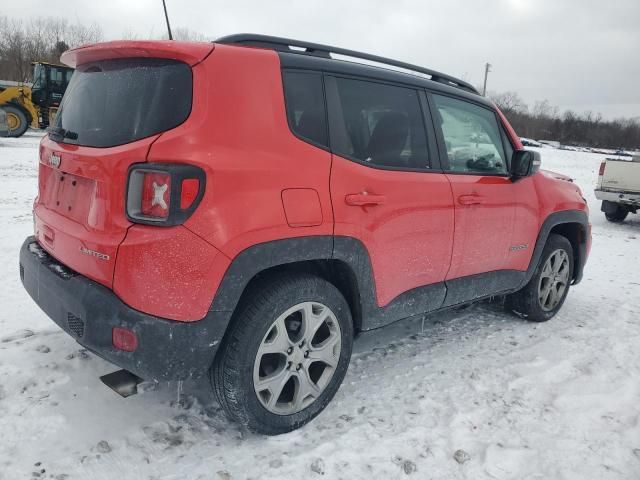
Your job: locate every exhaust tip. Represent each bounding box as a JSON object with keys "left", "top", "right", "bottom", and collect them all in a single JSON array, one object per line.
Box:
[{"left": 100, "top": 369, "right": 143, "bottom": 397}]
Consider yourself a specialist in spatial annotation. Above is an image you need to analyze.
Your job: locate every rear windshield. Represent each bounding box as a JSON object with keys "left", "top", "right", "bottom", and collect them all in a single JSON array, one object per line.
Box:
[{"left": 52, "top": 58, "right": 192, "bottom": 148}]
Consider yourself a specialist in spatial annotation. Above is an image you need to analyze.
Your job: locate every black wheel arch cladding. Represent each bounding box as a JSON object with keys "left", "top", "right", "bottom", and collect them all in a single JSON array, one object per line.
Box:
[{"left": 210, "top": 208, "right": 589, "bottom": 334}]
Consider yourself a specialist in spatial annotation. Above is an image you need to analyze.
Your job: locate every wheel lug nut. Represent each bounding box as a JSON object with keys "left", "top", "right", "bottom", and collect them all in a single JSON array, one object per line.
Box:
[
  {"left": 296, "top": 364, "right": 302, "bottom": 371},
  {"left": 304, "top": 350, "right": 309, "bottom": 358},
  {"left": 287, "top": 347, "right": 293, "bottom": 354},
  {"left": 287, "top": 361, "right": 292, "bottom": 369},
  {"left": 299, "top": 340, "right": 305, "bottom": 347}
]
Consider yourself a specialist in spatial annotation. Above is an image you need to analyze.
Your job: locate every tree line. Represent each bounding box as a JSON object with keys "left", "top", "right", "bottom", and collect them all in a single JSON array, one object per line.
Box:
[
  {"left": 490, "top": 91, "right": 639, "bottom": 150},
  {"left": 0, "top": 16, "right": 103, "bottom": 82},
  {"left": 0, "top": 16, "right": 205, "bottom": 83}
]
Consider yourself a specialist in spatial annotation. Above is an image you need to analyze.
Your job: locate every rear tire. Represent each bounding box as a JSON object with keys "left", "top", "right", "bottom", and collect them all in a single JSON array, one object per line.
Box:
[
  {"left": 605, "top": 205, "right": 629, "bottom": 223},
  {"left": 4, "top": 105, "right": 29, "bottom": 137},
  {"left": 211, "top": 273, "right": 353, "bottom": 435},
  {"left": 506, "top": 234, "right": 574, "bottom": 322}
]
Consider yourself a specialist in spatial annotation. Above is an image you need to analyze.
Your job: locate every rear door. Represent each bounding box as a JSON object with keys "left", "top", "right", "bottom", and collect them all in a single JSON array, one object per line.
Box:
[
  {"left": 35, "top": 56, "right": 196, "bottom": 287},
  {"left": 429, "top": 93, "right": 516, "bottom": 284},
  {"left": 326, "top": 75, "right": 454, "bottom": 308}
]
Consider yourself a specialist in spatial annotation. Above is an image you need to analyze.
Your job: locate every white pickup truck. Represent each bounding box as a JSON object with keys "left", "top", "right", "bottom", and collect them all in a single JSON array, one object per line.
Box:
[{"left": 595, "top": 154, "right": 640, "bottom": 222}]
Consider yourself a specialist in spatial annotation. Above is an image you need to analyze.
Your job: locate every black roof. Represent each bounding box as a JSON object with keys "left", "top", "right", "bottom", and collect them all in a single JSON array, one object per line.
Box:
[{"left": 215, "top": 33, "right": 482, "bottom": 99}]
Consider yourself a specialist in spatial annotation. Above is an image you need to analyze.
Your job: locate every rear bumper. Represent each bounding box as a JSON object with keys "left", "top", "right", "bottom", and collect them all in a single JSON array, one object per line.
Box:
[
  {"left": 594, "top": 189, "right": 640, "bottom": 206},
  {"left": 19, "top": 236, "right": 232, "bottom": 381}
]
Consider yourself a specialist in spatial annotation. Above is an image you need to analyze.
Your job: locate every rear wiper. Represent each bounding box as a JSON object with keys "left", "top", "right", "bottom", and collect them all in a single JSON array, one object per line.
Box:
[{"left": 47, "top": 126, "right": 78, "bottom": 141}]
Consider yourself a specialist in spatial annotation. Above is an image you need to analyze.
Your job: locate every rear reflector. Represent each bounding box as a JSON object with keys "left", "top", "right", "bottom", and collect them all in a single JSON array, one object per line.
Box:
[
  {"left": 180, "top": 178, "right": 199, "bottom": 209},
  {"left": 598, "top": 161, "right": 606, "bottom": 176},
  {"left": 112, "top": 327, "right": 138, "bottom": 352}
]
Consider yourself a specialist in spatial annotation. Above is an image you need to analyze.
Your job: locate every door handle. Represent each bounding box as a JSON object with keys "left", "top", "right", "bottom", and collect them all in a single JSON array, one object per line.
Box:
[
  {"left": 345, "top": 193, "right": 386, "bottom": 206},
  {"left": 458, "top": 194, "right": 485, "bottom": 205}
]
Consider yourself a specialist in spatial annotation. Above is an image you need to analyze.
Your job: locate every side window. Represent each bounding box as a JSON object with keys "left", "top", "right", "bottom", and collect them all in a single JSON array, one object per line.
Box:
[
  {"left": 432, "top": 94, "right": 508, "bottom": 175},
  {"left": 326, "top": 76, "right": 429, "bottom": 170},
  {"left": 49, "top": 68, "right": 65, "bottom": 89},
  {"left": 282, "top": 71, "right": 328, "bottom": 148}
]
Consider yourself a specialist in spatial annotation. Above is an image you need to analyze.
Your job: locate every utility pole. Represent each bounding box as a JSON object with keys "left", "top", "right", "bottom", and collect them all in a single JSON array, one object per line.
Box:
[
  {"left": 162, "top": 0, "right": 173, "bottom": 40},
  {"left": 482, "top": 62, "right": 491, "bottom": 96}
]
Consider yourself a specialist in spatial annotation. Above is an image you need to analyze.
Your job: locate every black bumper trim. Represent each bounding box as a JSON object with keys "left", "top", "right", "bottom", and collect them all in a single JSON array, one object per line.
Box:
[{"left": 19, "top": 236, "right": 230, "bottom": 381}]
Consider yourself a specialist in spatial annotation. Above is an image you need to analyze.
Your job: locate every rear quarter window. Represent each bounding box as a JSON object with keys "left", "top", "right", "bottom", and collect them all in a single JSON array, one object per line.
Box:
[
  {"left": 53, "top": 58, "right": 192, "bottom": 148},
  {"left": 282, "top": 71, "right": 328, "bottom": 148}
]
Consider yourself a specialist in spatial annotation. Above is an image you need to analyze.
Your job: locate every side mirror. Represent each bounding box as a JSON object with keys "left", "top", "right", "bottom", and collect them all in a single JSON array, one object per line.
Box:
[{"left": 511, "top": 150, "right": 541, "bottom": 178}]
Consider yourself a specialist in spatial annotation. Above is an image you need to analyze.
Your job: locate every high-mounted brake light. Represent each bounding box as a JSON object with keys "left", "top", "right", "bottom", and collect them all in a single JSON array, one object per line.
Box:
[{"left": 126, "top": 163, "right": 205, "bottom": 226}]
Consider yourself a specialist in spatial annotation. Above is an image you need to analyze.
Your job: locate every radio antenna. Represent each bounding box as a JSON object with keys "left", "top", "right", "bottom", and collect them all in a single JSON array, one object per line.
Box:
[{"left": 162, "top": 0, "right": 173, "bottom": 40}]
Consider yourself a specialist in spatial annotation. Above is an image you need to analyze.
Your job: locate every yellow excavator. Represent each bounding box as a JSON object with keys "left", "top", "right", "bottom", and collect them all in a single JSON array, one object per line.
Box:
[{"left": 0, "top": 62, "right": 74, "bottom": 137}]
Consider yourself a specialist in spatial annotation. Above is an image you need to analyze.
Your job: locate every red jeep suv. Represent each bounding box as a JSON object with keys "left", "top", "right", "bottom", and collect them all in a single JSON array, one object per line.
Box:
[{"left": 19, "top": 34, "right": 591, "bottom": 434}]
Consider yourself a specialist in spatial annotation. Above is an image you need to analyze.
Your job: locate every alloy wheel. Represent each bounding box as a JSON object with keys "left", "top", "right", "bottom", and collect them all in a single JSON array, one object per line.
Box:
[
  {"left": 538, "top": 249, "right": 570, "bottom": 311},
  {"left": 253, "top": 302, "right": 341, "bottom": 415}
]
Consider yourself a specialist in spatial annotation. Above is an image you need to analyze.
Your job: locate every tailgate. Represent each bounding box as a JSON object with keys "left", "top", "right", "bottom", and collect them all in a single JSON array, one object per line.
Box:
[
  {"left": 34, "top": 46, "right": 205, "bottom": 288},
  {"left": 601, "top": 159, "right": 640, "bottom": 193},
  {"left": 35, "top": 136, "right": 158, "bottom": 287}
]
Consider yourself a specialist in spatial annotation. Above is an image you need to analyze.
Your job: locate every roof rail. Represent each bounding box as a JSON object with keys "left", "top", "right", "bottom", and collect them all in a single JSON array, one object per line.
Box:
[{"left": 215, "top": 33, "right": 479, "bottom": 95}]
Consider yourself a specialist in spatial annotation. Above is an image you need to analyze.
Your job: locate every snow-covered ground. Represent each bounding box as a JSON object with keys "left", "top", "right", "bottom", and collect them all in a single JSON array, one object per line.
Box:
[{"left": 1, "top": 131, "right": 639, "bottom": 480}]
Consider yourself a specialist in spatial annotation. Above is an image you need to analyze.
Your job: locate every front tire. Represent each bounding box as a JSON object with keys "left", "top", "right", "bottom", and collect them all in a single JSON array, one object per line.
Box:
[
  {"left": 506, "top": 234, "right": 574, "bottom": 322},
  {"left": 211, "top": 274, "right": 353, "bottom": 435},
  {"left": 4, "top": 105, "right": 29, "bottom": 137}
]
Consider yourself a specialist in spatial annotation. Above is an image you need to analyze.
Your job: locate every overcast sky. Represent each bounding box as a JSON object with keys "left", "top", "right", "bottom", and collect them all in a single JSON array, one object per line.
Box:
[{"left": 5, "top": 0, "right": 639, "bottom": 119}]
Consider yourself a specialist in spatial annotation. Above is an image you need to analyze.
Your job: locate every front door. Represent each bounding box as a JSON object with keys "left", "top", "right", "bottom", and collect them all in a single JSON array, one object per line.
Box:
[{"left": 429, "top": 93, "right": 518, "bottom": 302}]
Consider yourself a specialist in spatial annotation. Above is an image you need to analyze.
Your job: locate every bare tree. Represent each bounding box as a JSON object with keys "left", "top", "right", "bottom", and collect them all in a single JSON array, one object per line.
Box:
[
  {"left": 159, "top": 27, "right": 208, "bottom": 41},
  {"left": 0, "top": 16, "right": 102, "bottom": 82},
  {"left": 0, "top": 17, "right": 31, "bottom": 81},
  {"left": 532, "top": 100, "right": 557, "bottom": 119},
  {"left": 489, "top": 91, "right": 528, "bottom": 116},
  {"left": 120, "top": 27, "right": 140, "bottom": 40}
]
